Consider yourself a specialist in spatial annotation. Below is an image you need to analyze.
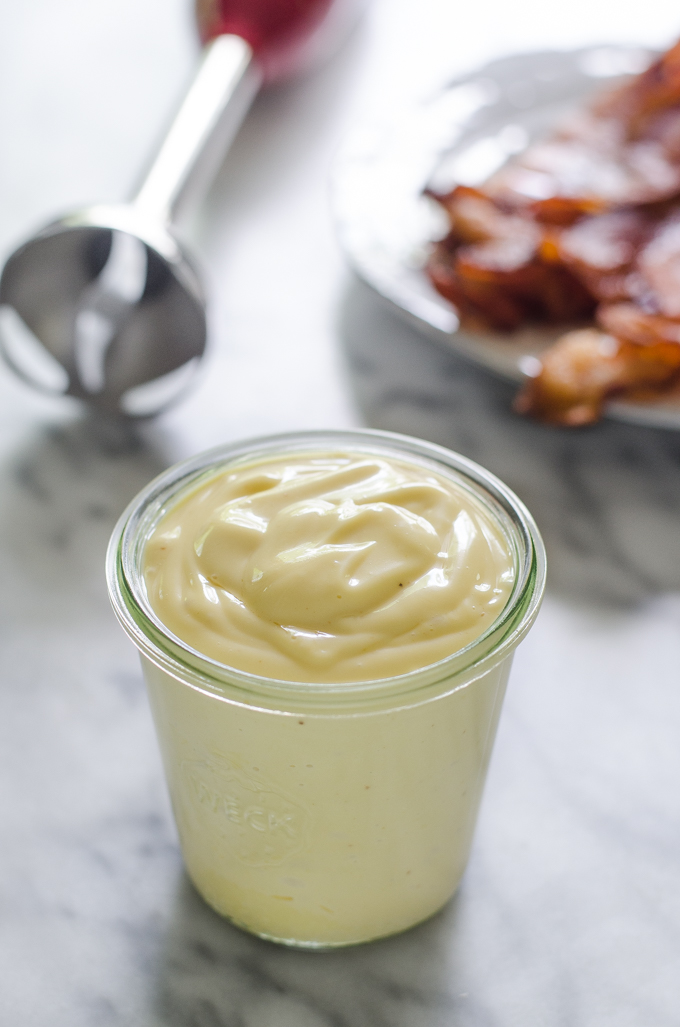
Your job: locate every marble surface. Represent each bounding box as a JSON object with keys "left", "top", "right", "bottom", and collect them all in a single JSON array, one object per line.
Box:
[{"left": 1, "top": 1, "right": 680, "bottom": 1024}]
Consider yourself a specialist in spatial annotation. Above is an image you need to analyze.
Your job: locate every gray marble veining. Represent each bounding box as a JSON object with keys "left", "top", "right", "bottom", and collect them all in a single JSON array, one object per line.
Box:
[
  {"left": 2, "top": 300, "right": 680, "bottom": 1026},
  {"left": 341, "top": 279, "right": 680, "bottom": 606}
]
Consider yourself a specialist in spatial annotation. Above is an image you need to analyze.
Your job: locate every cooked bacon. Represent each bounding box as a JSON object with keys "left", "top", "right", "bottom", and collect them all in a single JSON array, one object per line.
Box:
[
  {"left": 428, "top": 237, "right": 534, "bottom": 330},
  {"left": 514, "top": 328, "right": 680, "bottom": 424},
  {"left": 597, "top": 302, "right": 680, "bottom": 345},
  {"left": 484, "top": 132, "right": 680, "bottom": 212},
  {"left": 427, "top": 186, "right": 594, "bottom": 330},
  {"left": 424, "top": 37, "right": 680, "bottom": 422},
  {"left": 426, "top": 185, "right": 529, "bottom": 244},
  {"left": 643, "top": 106, "right": 680, "bottom": 160},
  {"left": 557, "top": 210, "right": 653, "bottom": 301},
  {"left": 479, "top": 72, "right": 680, "bottom": 214},
  {"left": 527, "top": 196, "right": 603, "bottom": 227},
  {"left": 636, "top": 211, "right": 680, "bottom": 316}
]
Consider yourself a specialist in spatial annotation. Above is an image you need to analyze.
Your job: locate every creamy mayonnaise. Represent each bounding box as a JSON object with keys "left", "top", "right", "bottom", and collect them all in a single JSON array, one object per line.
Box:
[
  {"left": 141, "top": 651, "right": 511, "bottom": 945},
  {"left": 143, "top": 451, "right": 514, "bottom": 682},
  {"left": 109, "top": 436, "right": 544, "bottom": 946}
]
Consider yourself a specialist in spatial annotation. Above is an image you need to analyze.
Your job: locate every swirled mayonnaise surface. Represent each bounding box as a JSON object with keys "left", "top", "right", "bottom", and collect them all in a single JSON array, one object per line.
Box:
[{"left": 143, "top": 451, "right": 514, "bottom": 682}]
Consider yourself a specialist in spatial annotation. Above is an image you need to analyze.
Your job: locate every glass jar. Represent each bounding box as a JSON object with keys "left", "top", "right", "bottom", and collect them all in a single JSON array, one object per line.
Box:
[{"left": 106, "top": 429, "right": 545, "bottom": 948}]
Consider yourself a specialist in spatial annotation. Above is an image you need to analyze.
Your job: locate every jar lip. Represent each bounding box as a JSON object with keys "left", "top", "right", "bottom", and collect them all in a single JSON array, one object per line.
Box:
[{"left": 106, "top": 429, "right": 546, "bottom": 707}]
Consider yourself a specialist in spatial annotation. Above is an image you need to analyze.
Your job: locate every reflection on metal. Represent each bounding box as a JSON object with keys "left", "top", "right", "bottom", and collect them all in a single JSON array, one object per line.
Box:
[{"left": 0, "top": 35, "right": 261, "bottom": 416}]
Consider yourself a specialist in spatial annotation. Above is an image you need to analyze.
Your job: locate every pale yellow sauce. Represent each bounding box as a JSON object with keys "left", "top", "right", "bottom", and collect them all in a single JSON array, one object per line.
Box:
[
  {"left": 139, "top": 447, "right": 518, "bottom": 945},
  {"left": 143, "top": 451, "right": 514, "bottom": 682}
]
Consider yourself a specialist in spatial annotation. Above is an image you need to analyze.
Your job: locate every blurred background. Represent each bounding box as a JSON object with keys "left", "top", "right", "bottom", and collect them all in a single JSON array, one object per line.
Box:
[
  {"left": 1, "top": 0, "right": 679, "bottom": 451},
  {"left": 1, "top": 2, "right": 679, "bottom": 1025}
]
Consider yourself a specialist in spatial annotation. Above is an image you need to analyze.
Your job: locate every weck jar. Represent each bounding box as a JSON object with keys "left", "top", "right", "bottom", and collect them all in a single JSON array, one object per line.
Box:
[{"left": 106, "top": 429, "right": 545, "bottom": 947}]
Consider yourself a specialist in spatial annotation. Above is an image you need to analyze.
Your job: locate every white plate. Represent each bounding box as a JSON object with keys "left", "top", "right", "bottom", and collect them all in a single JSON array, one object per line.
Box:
[{"left": 334, "top": 45, "right": 680, "bottom": 429}]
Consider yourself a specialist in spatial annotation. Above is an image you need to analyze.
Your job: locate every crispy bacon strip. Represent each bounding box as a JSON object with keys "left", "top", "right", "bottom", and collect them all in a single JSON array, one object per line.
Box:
[
  {"left": 557, "top": 210, "right": 652, "bottom": 301},
  {"left": 514, "top": 328, "right": 680, "bottom": 424},
  {"left": 427, "top": 187, "right": 594, "bottom": 330}
]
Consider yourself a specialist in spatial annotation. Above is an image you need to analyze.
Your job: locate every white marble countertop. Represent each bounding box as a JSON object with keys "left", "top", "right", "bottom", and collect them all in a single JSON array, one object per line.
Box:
[{"left": 1, "top": 2, "right": 680, "bottom": 1024}]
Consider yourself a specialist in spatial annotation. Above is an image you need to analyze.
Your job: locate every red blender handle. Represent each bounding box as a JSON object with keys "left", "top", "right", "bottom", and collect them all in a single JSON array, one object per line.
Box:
[
  {"left": 196, "top": 0, "right": 359, "bottom": 83},
  {"left": 134, "top": 0, "right": 361, "bottom": 220}
]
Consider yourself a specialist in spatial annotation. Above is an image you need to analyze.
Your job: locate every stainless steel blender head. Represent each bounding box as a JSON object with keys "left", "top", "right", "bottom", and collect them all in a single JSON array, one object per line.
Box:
[{"left": 0, "top": 35, "right": 260, "bottom": 416}]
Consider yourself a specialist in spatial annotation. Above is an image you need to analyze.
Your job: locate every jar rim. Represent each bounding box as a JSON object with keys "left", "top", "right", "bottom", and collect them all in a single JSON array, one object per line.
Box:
[{"left": 106, "top": 429, "right": 546, "bottom": 710}]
